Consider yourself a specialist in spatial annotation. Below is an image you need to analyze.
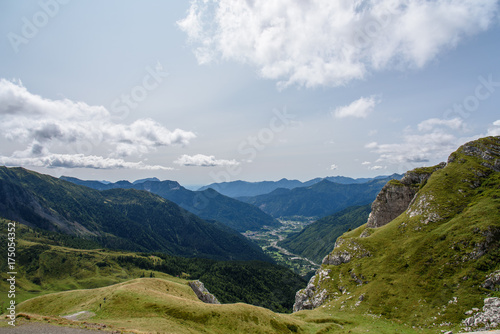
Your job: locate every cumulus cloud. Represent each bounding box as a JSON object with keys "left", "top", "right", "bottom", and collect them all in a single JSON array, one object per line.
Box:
[
  {"left": 333, "top": 96, "right": 379, "bottom": 119},
  {"left": 369, "top": 165, "right": 385, "bottom": 170},
  {"left": 0, "top": 154, "right": 172, "bottom": 170},
  {"left": 367, "top": 117, "right": 477, "bottom": 165},
  {"left": 174, "top": 154, "right": 239, "bottom": 167},
  {"left": 330, "top": 164, "right": 338, "bottom": 170},
  {"left": 487, "top": 120, "right": 500, "bottom": 136},
  {"left": 0, "top": 79, "right": 195, "bottom": 169},
  {"left": 178, "top": 0, "right": 498, "bottom": 88}
]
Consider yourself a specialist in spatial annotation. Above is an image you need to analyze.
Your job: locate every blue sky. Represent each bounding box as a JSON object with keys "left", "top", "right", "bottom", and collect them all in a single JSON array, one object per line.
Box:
[{"left": 1, "top": 0, "right": 499, "bottom": 187}]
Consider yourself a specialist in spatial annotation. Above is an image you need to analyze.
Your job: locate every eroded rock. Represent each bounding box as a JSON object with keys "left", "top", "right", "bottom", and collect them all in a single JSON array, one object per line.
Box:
[
  {"left": 462, "top": 297, "right": 500, "bottom": 331},
  {"left": 188, "top": 280, "right": 220, "bottom": 304}
]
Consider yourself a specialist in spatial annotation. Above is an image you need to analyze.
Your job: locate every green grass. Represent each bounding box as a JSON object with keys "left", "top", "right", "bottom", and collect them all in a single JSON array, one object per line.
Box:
[
  {"left": 309, "top": 137, "right": 500, "bottom": 332},
  {"left": 15, "top": 277, "right": 431, "bottom": 334}
]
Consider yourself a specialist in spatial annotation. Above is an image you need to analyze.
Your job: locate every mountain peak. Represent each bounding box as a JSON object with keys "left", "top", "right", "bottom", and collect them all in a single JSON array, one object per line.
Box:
[{"left": 133, "top": 177, "right": 161, "bottom": 184}]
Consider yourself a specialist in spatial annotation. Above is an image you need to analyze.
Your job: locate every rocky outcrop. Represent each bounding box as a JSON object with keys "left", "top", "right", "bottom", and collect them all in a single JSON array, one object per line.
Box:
[
  {"left": 365, "top": 162, "right": 446, "bottom": 229},
  {"left": 449, "top": 136, "right": 500, "bottom": 172},
  {"left": 322, "top": 238, "right": 370, "bottom": 265},
  {"left": 483, "top": 270, "right": 500, "bottom": 291},
  {"left": 188, "top": 280, "right": 220, "bottom": 304},
  {"left": 462, "top": 297, "right": 500, "bottom": 331},
  {"left": 293, "top": 269, "right": 331, "bottom": 312}
]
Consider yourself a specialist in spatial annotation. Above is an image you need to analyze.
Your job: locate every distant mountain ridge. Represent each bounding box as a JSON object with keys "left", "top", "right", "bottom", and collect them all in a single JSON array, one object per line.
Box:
[
  {"left": 198, "top": 174, "right": 403, "bottom": 198},
  {"left": 0, "top": 167, "right": 270, "bottom": 261},
  {"left": 240, "top": 175, "right": 402, "bottom": 218},
  {"left": 60, "top": 176, "right": 278, "bottom": 232}
]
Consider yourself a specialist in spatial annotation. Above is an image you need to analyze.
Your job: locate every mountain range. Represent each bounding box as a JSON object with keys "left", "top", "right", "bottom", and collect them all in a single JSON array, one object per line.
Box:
[
  {"left": 239, "top": 175, "right": 401, "bottom": 218},
  {"left": 60, "top": 176, "right": 279, "bottom": 232},
  {"left": 199, "top": 174, "right": 402, "bottom": 198},
  {"left": 0, "top": 167, "right": 269, "bottom": 261}
]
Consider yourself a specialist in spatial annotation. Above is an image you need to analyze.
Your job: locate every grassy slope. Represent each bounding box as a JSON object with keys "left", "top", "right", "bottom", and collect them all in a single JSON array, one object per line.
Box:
[
  {"left": 0, "top": 219, "right": 304, "bottom": 313},
  {"left": 279, "top": 205, "right": 371, "bottom": 263},
  {"left": 310, "top": 137, "right": 500, "bottom": 332},
  {"left": 15, "top": 277, "right": 429, "bottom": 334}
]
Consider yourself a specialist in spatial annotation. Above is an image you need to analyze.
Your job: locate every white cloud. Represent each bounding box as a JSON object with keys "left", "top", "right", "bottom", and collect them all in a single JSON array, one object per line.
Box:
[
  {"left": 366, "top": 117, "right": 478, "bottom": 165},
  {"left": 369, "top": 165, "right": 385, "bottom": 170},
  {"left": 487, "top": 120, "right": 500, "bottom": 136},
  {"left": 174, "top": 154, "right": 239, "bottom": 167},
  {"left": 330, "top": 164, "right": 338, "bottom": 170},
  {"left": 333, "top": 96, "right": 379, "bottom": 119},
  {"left": 178, "top": 0, "right": 499, "bottom": 88},
  {"left": 0, "top": 154, "right": 172, "bottom": 170},
  {"left": 417, "top": 118, "right": 466, "bottom": 132},
  {"left": 361, "top": 161, "right": 371, "bottom": 165},
  {"left": 0, "top": 79, "right": 195, "bottom": 169}
]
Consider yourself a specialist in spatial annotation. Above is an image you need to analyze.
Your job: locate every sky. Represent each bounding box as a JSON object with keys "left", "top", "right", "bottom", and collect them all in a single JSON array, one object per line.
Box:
[{"left": 1, "top": 0, "right": 500, "bottom": 187}]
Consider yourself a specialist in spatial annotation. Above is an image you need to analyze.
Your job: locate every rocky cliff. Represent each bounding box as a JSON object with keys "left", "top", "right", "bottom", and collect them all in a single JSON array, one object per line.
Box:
[
  {"left": 365, "top": 162, "right": 446, "bottom": 230},
  {"left": 293, "top": 136, "right": 500, "bottom": 332}
]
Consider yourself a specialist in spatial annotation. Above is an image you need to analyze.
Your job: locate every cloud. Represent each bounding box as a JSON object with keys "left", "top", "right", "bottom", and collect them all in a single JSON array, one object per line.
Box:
[
  {"left": 369, "top": 165, "right": 385, "bottom": 170},
  {"left": 361, "top": 161, "right": 371, "bottom": 165},
  {"left": 333, "top": 96, "right": 379, "bottom": 119},
  {"left": 174, "top": 154, "right": 239, "bottom": 167},
  {"left": 417, "top": 118, "right": 466, "bottom": 132},
  {"left": 0, "top": 79, "right": 195, "bottom": 169},
  {"left": 330, "top": 164, "right": 338, "bottom": 170},
  {"left": 0, "top": 154, "right": 172, "bottom": 170},
  {"left": 366, "top": 117, "right": 477, "bottom": 165},
  {"left": 178, "top": 0, "right": 498, "bottom": 88},
  {"left": 487, "top": 120, "right": 500, "bottom": 136}
]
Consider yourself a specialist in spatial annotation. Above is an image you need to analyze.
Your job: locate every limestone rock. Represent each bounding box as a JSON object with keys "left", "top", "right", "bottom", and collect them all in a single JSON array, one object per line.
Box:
[
  {"left": 322, "top": 239, "right": 370, "bottom": 265},
  {"left": 188, "top": 280, "right": 220, "bottom": 304},
  {"left": 462, "top": 297, "right": 500, "bottom": 331},
  {"left": 293, "top": 269, "right": 331, "bottom": 312},
  {"left": 483, "top": 270, "right": 500, "bottom": 291},
  {"left": 366, "top": 162, "right": 445, "bottom": 229}
]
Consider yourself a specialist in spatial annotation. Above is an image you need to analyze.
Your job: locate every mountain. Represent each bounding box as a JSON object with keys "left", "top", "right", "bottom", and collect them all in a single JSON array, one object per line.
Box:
[
  {"left": 241, "top": 175, "right": 401, "bottom": 218},
  {"left": 0, "top": 218, "right": 305, "bottom": 313},
  {"left": 60, "top": 177, "right": 278, "bottom": 232},
  {"left": 293, "top": 136, "right": 500, "bottom": 332},
  {"left": 133, "top": 177, "right": 160, "bottom": 184},
  {"left": 198, "top": 174, "right": 402, "bottom": 198},
  {"left": 0, "top": 167, "right": 269, "bottom": 261},
  {"left": 278, "top": 205, "right": 371, "bottom": 264}
]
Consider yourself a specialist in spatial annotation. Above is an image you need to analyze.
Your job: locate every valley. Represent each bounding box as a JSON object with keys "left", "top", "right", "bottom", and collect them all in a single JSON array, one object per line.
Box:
[
  {"left": 0, "top": 136, "right": 499, "bottom": 333},
  {"left": 244, "top": 218, "right": 320, "bottom": 278}
]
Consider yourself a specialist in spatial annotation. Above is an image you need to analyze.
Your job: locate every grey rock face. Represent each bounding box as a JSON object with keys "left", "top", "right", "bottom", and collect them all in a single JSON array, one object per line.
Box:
[
  {"left": 365, "top": 163, "right": 446, "bottom": 229},
  {"left": 188, "top": 280, "right": 220, "bottom": 304},
  {"left": 483, "top": 270, "right": 500, "bottom": 291},
  {"left": 451, "top": 136, "right": 500, "bottom": 172},
  {"left": 293, "top": 269, "right": 331, "bottom": 312},
  {"left": 462, "top": 297, "right": 500, "bottom": 331}
]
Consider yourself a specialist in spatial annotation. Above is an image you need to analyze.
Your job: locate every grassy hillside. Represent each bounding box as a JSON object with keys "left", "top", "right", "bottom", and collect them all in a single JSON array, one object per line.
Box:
[
  {"left": 242, "top": 177, "right": 394, "bottom": 218},
  {"left": 0, "top": 219, "right": 304, "bottom": 313},
  {"left": 62, "top": 176, "right": 279, "bottom": 232},
  {"left": 14, "top": 277, "right": 432, "bottom": 334},
  {"left": 279, "top": 205, "right": 371, "bottom": 263},
  {"left": 301, "top": 136, "right": 500, "bottom": 332},
  {"left": 0, "top": 167, "right": 269, "bottom": 261}
]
